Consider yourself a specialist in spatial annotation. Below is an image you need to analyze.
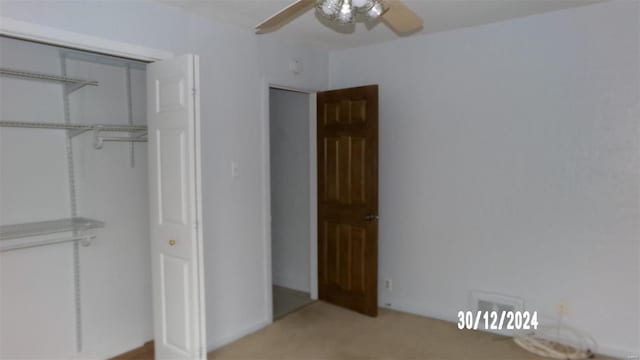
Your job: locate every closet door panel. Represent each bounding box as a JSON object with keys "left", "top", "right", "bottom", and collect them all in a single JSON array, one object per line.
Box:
[
  {"left": 148, "top": 54, "right": 205, "bottom": 360},
  {"left": 156, "top": 128, "right": 188, "bottom": 227}
]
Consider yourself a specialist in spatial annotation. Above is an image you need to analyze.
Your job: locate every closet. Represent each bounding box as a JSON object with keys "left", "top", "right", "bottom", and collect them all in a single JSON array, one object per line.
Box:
[{"left": 0, "top": 36, "right": 153, "bottom": 358}]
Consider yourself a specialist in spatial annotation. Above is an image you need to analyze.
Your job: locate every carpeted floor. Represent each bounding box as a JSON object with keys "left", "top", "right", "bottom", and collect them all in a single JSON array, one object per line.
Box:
[
  {"left": 273, "top": 285, "right": 313, "bottom": 319},
  {"left": 210, "top": 301, "right": 613, "bottom": 360}
]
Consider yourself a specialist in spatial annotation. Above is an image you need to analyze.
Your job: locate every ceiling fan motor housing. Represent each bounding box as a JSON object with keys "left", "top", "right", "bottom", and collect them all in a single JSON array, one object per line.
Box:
[{"left": 316, "top": 0, "right": 389, "bottom": 24}]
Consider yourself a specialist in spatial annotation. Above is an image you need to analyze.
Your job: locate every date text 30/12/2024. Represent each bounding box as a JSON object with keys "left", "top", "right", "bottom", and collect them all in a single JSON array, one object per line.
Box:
[{"left": 457, "top": 311, "right": 539, "bottom": 331}]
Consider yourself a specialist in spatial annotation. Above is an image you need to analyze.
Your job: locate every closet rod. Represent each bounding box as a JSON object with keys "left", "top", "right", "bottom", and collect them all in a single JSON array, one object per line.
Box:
[
  {"left": 0, "top": 67, "right": 99, "bottom": 87},
  {"left": 0, "top": 121, "right": 146, "bottom": 132},
  {"left": 99, "top": 137, "right": 147, "bottom": 143},
  {"left": 0, "top": 234, "right": 97, "bottom": 253}
]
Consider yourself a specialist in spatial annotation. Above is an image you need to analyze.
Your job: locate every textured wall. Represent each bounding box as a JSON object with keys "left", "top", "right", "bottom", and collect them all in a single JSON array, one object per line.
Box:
[{"left": 329, "top": 1, "right": 639, "bottom": 356}]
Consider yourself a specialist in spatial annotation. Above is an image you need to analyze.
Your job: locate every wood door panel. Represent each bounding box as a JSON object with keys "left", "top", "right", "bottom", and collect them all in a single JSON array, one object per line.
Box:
[
  {"left": 349, "top": 100, "right": 367, "bottom": 124},
  {"left": 318, "top": 85, "right": 378, "bottom": 317},
  {"left": 320, "top": 221, "right": 368, "bottom": 294},
  {"left": 323, "top": 102, "right": 342, "bottom": 125},
  {"left": 322, "top": 99, "right": 369, "bottom": 126},
  {"left": 350, "top": 227, "right": 366, "bottom": 293},
  {"left": 323, "top": 137, "right": 341, "bottom": 203},
  {"left": 349, "top": 137, "right": 367, "bottom": 204},
  {"left": 321, "top": 136, "right": 368, "bottom": 205}
]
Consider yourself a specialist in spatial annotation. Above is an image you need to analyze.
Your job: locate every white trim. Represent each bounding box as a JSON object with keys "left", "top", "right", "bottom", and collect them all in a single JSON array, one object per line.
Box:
[
  {"left": 263, "top": 80, "right": 320, "bottom": 323},
  {"left": 0, "top": 17, "right": 173, "bottom": 61},
  {"left": 261, "top": 79, "right": 274, "bottom": 324},
  {"left": 309, "top": 93, "right": 318, "bottom": 300},
  {"left": 596, "top": 345, "right": 639, "bottom": 359},
  {"left": 192, "top": 55, "right": 207, "bottom": 360},
  {"left": 389, "top": 295, "right": 640, "bottom": 359},
  {"left": 270, "top": 84, "right": 316, "bottom": 94}
]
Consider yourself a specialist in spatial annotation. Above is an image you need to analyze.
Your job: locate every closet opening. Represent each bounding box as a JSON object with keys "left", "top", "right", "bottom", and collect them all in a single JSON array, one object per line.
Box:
[{"left": 0, "top": 35, "right": 153, "bottom": 359}]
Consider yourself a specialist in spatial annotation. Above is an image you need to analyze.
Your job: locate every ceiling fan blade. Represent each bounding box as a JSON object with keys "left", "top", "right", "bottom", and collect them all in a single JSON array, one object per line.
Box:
[
  {"left": 255, "top": 0, "right": 315, "bottom": 34},
  {"left": 382, "top": 0, "right": 423, "bottom": 35}
]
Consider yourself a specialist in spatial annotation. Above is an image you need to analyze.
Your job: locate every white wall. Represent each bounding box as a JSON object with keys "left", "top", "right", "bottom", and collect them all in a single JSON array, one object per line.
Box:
[
  {"left": 68, "top": 53, "right": 151, "bottom": 358},
  {"left": 0, "top": 38, "right": 76, "bottom": 358},
  {"left": 270, "top": 88, "right": 310, "bottom": 293},
  {"left": 0, "top": 0, "right": 330, "bottom": 353},
  {"left": 329, "top": 1, "right": 639, "bottom": 356},
  {"left": 0, "top": 37, "right": 151, "bottom": 359}
]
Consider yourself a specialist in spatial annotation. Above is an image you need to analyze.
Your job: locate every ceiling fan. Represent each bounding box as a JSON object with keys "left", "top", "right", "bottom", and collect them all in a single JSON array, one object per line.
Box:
[{"left": 255, "top": 0, "right": 423, "bottom": 35}]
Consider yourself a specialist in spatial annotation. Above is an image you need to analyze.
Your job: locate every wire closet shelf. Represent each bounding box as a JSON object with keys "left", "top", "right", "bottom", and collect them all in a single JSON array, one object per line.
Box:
[
  {"left": 0, "top": 121, "right": 148, "bottom": 148},
  {"left": 0, "top": 54, "right": 148, "bottom": 352},
  {"left": 0, "top": 66, "right": 148, "bottom": 147},
  {"left": 0, "top": 67, "right": 98, "bottom": 93},
  {"left": 0, "top": 65, "right": 146, "bottom": 251}
]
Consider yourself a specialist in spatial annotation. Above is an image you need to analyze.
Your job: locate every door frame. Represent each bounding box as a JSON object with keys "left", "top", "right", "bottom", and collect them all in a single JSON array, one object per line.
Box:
[
  {"left": 262, "top": 80, "right": 319, "bottom": 322},
  {"left": 0, "top": 17, "right": 173, "bottom": 61}
]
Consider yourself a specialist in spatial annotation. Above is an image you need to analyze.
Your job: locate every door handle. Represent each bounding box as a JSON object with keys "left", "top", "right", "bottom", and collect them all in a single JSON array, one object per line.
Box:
[
  {"left": 169, "top": 239, "right": 176, "bottom": 246},
  {"left": 364, "top": 214, "right": 379, "bottom": 221}
]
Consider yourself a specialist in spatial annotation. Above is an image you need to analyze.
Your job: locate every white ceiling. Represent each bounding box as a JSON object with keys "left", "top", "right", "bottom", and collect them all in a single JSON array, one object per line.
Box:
[{"left": 158, "top": 0, "right": 603, "bottom": 50}]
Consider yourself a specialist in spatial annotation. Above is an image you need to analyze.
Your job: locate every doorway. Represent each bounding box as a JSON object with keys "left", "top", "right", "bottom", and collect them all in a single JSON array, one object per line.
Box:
[
  {"left": 269, "top": 87, "right": 315, "bottom": 319},
  {"left": 266, "top": 84, "right": 379, "bottom": 320}
]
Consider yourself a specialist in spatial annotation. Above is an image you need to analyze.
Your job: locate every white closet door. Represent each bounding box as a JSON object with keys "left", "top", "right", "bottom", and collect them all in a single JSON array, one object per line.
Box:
[{"left": 147, "top": 54, "right": 205, "bottom": 359}]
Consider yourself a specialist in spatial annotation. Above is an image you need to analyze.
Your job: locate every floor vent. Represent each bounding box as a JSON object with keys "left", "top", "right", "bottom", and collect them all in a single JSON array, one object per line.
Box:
[{"left": 469, "top": 290, "right": 525, "bottom": 336}]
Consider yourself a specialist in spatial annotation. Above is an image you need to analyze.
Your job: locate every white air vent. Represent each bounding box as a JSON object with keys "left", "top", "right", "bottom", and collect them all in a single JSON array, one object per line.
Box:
[{"left": 469, "top": 290, "right": 525, "bottom": 336}]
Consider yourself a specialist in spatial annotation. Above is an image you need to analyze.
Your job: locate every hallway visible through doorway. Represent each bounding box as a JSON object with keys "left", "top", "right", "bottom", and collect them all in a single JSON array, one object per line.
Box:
[
  {"left": 273, "top": 285, "right": 313, "bottom": 319},
  {"left": 269, "top": 87, "right": 314, "bottom": 320}
]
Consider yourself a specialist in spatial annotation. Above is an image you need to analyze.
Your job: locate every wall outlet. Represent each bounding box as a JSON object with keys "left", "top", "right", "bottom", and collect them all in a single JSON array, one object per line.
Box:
[
  {"left": 557, "top": 301, "right": 569, "bottom": 317},
  {"left": 230, "top": 161, "right": 239, "bottom": 178},
  {"left": 384, "top": 278, "right": 392, "bottom": 291}
]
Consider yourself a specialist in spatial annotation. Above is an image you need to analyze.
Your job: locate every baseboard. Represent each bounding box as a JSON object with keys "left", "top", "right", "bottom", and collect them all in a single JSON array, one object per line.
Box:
[
  {"left": 596, "top": 345, "right": 639, "bottom": 359},
  {"left": 207, "top": 317, "right": 271, "bottom": 352},
  {"left": 385, "top": 296, "right": 638, "bottom": 359},
  {"left": 110, "top": 341, "right": 154, "bottom": 360},
  {"left": 64, "top": 352, "right": 101, "bottom": 360}
]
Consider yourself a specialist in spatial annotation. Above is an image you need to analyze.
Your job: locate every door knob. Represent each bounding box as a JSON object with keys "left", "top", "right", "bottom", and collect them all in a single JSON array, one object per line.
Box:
[
  {"left": 364, "top": 214, "right": 379, "bottom": 221},
  {"left": 169, "top": 240, "right": 176, "bottom": 246}
]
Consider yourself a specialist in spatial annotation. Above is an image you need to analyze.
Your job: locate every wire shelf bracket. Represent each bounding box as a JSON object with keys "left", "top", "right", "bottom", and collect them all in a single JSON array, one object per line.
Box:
[{"left": 93, "top": 125, "right": 147, "bottom": 149}]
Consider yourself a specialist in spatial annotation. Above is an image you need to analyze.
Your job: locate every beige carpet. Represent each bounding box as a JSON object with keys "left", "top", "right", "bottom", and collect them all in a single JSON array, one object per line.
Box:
[
  {"left": 273, "top": 285, "right": 313, "bottom": 320},
  {"left": 210, "top": 301, "right": 613, "bottom": 360}
]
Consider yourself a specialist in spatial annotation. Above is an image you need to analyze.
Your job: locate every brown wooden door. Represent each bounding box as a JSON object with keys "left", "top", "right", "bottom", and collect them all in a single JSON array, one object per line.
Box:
[{"left": 317, "top": 85, "right": 378, "bottom": 316}]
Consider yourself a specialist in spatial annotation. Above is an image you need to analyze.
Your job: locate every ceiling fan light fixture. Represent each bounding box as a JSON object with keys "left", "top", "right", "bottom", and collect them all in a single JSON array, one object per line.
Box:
[
  {"left": 315, "top": 0, "right": 389, "bottom": 25},
  {"left": 316, "top": 0, "right": 343, "bottom": 19},
  {"left": 335, "top": 0, "right": 355, "bottom": 24},
  {"left": 257, "top": 0, "right": 423, "bottom": 35},
  {"left": 351, "top": 0, "right": 374, "bottom": 11},
  {"left": 365, "top": 0, "right": 388, "bottom": 20}
]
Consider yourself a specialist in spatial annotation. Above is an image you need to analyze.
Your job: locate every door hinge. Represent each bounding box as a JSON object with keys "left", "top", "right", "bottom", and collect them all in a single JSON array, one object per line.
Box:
[{"left": 192, "top": 88, "right": 197, "bottom": 96}]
